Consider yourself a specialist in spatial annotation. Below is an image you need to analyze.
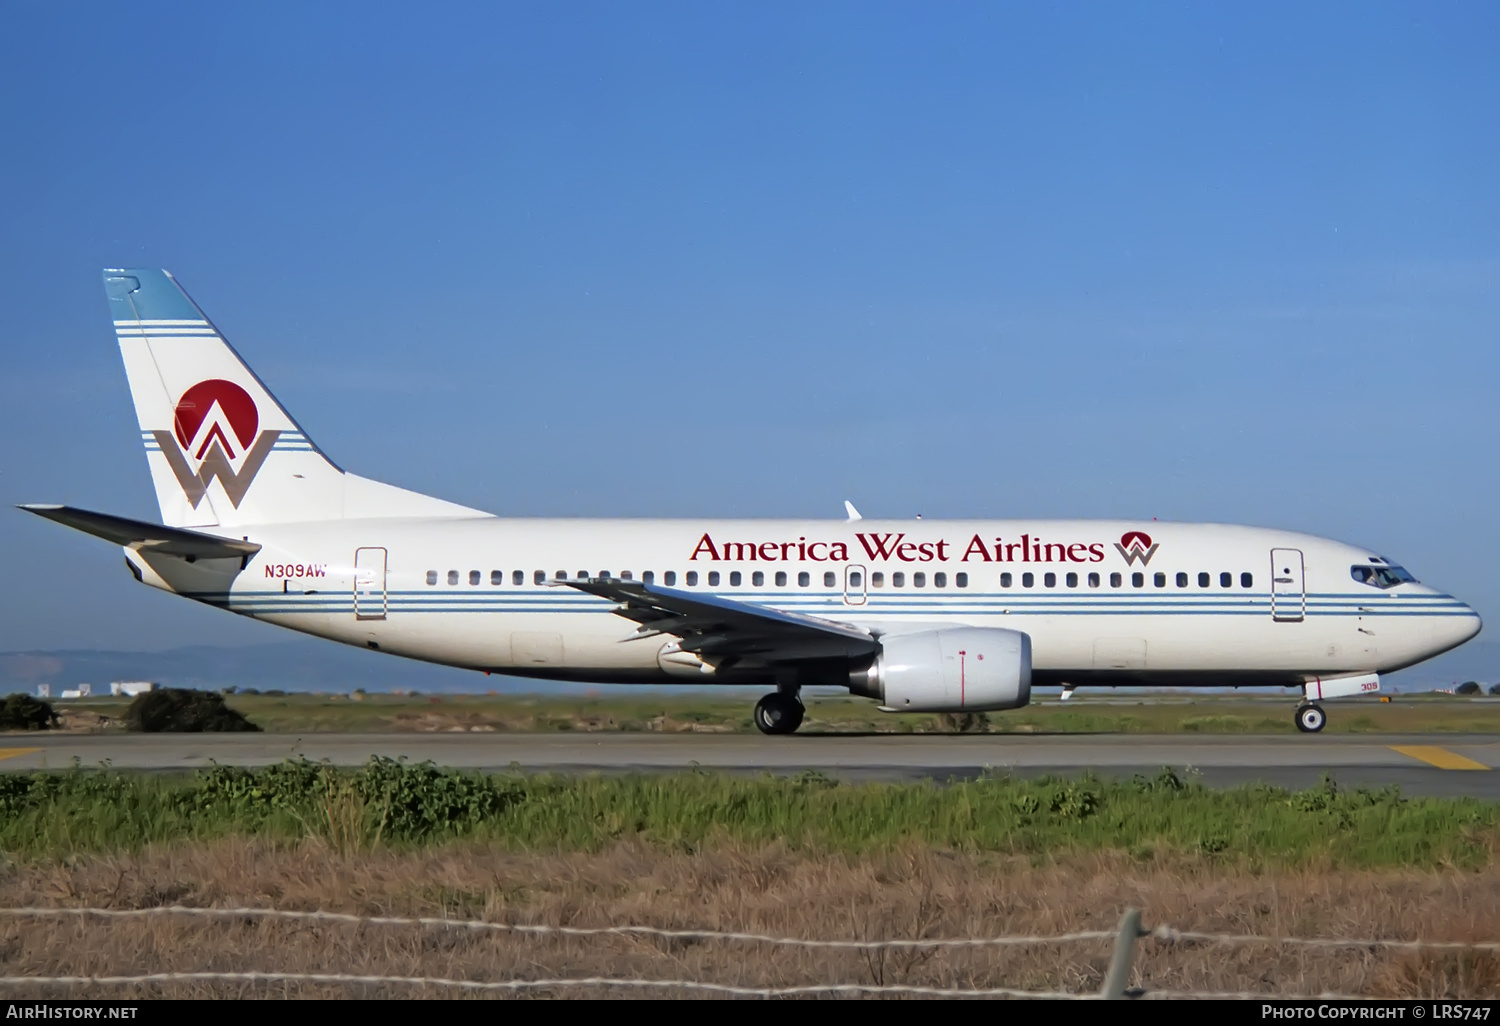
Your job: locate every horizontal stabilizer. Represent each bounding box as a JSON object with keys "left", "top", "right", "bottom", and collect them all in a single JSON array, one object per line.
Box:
[{"left": 18, "top": 504, "right": 261, "bottom": 560}]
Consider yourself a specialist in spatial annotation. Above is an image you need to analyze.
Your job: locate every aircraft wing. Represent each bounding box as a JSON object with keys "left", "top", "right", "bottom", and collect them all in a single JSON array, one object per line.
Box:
[
  {"left": 18, "top": 504, "right": 261, "bottom": 560},
  {"left": 560, "top": 578, "right": 878, "bottom": 663}
]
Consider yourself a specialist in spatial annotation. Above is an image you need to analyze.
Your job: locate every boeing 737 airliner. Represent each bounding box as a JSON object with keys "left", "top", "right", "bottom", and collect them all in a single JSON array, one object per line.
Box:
[{"left": 20, "top": 270, "right": 1482, "bottom": 734}]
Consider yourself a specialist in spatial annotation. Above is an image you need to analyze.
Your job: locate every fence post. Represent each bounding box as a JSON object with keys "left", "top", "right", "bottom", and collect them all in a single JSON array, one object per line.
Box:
[{"left": 1099, "top": 908, "right": 1144, "bottom": 999}]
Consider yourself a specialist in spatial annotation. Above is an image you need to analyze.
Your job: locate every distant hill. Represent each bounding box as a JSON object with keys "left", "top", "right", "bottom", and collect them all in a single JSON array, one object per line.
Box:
[{"left": 3, "top": 637, "right": 1496, "bottom": 697}]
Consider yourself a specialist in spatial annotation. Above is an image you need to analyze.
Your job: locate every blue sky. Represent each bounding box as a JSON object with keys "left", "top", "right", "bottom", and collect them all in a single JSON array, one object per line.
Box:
[{"left": 2, "top": 2, "right": 1498, "bottom": 659}]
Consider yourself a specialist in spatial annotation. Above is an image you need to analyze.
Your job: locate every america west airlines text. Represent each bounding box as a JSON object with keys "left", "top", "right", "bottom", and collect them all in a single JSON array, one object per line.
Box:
[{"left": 689, "top": 532, "right": 1129, "bottom": 565}]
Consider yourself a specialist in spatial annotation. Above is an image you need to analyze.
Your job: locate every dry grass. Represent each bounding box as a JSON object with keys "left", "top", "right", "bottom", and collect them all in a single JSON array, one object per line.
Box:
[{"left": 0, "top": 840, "right": 1498, "bottom": 998}]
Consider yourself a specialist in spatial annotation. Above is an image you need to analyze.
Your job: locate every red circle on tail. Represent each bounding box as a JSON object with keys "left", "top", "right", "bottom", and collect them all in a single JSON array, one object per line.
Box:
[{"left": 173, "top": 379, "right": 259, "bottom": 451}]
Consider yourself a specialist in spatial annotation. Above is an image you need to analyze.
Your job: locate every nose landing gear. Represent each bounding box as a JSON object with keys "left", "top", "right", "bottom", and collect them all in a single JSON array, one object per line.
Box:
[
  {"left": 1295, "top": 703, "right": 1327, "bottom": 733},
  {"left": 753, "top": 690, "right": 804, "bottom": 735}
]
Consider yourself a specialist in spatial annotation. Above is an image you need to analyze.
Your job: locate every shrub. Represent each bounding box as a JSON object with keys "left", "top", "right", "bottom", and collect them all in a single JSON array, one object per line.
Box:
[
  {"left": 937, "top": 712, "right": 991, "bottom": 733},
  {"left": 125, "top": 688, "right": 261, "bottom": 733},
  {"left": 0, "top": 694, "right": 57, "bottom": 731}
]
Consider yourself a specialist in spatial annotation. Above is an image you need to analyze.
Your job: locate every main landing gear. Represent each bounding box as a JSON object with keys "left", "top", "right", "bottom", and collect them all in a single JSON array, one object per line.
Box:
[
  {"left": 753, "top": 690, "right": 804, "bottom": 735},
  {"left": 1295, "top": 703, "right": 1327, "bottom": 733}
]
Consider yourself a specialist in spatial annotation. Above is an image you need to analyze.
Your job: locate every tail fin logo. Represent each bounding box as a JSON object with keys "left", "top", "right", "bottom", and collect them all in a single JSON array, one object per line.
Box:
[
  {"left": 152, "top": 379, "right": 280, "bottom": 508},
  {"left": 1114, "top": 530, "right": 1159, "bottom": 566}
]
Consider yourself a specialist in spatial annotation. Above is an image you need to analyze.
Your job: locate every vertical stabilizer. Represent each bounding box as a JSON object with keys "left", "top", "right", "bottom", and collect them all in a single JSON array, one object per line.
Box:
[{"left": 106, "top": 269, "right": 484, "bottom": 527}]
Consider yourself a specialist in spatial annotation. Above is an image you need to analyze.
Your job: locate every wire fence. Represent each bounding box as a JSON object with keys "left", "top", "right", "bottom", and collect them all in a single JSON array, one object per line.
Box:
[{"left": 0, "top": 905, "right": 1492, "bottom": 999}]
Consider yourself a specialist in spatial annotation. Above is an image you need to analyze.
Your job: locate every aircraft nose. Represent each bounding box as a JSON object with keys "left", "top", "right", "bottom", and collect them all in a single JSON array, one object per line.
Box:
[
  {"left": 1456, "top": 603, "right": 1482, "bottom": 643},
  {"left": 1438, "top": 599, "right": 1483, "bottom": 651}
]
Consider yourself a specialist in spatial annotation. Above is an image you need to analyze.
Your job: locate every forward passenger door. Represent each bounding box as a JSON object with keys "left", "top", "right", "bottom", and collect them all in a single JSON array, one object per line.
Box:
[{"left": 1270, "top": 548, "right": 1305, "bottom": 622}]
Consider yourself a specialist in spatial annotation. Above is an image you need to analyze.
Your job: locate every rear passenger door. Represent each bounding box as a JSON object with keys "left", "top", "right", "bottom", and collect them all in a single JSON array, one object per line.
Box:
[{"left": 354, "top": 547, "right": 388, "bottom": 620}]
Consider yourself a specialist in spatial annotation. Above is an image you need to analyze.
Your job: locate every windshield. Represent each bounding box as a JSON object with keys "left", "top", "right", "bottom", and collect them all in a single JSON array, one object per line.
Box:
[{"left": 1350, "top": 564, "right": 1418, "bottom": 589}]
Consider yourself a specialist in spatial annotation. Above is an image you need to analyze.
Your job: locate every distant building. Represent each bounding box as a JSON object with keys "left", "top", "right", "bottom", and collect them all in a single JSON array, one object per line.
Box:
[
  {"left": 110, "top": 681, "right": 156, "bottom": 697},
  {"left": 35, "top": 684, "right": 50, "bottom": 698},
  {"left": 59, "top": 683, "right": 93, "bottom": 699}
]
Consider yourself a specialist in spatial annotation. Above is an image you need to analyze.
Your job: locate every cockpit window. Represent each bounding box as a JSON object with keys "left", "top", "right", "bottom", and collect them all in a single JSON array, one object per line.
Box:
[{"left": 1351, "top": 564, "right": 1417, "bottom": 589}]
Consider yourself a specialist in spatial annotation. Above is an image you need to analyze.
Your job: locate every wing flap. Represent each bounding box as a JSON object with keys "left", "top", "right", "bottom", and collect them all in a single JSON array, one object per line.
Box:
[
  {"left": 561, "top": 578, "right": 877, "bottom": 663},
  {"left": 18, "top": 504, "right": 261, "bottom": 560}
]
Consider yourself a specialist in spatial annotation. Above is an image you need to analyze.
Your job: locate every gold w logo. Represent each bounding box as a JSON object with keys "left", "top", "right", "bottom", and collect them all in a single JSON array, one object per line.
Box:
[{"left": 153, "top": 429, "right": 281, "bottom": 508}]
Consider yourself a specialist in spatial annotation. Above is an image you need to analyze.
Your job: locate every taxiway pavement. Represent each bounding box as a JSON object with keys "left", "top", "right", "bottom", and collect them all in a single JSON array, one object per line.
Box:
[{"left": 0, "top": 732, "right": 1496, "bottom": 797}]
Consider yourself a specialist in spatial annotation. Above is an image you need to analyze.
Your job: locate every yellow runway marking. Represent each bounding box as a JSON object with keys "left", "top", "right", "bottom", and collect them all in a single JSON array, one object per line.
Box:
[
  {"left": 0, "top": 748, "right": 40, "bottom": 762},
  {"left": 1391, "top": 746, "right": 1490, "bottom": 771}
]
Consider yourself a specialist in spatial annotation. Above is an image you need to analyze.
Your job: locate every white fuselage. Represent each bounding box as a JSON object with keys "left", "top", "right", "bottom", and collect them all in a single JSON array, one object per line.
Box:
[{"left": 126, "top": 516, "right": 1481, "bottom": 689}]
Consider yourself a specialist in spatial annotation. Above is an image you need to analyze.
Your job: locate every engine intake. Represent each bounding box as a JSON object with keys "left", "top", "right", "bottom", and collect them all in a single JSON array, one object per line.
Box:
[{"left": 849, "top": 627, "right": 1031, "bottom": 712}]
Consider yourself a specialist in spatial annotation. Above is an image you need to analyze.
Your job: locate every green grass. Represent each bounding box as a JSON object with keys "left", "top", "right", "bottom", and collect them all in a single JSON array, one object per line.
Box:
[
  {"left": 1, "top": 761, "right": 1496, "bottom": 869},
  {"left": 44, "top": 692, "right": 1500, "bottom": 735}
]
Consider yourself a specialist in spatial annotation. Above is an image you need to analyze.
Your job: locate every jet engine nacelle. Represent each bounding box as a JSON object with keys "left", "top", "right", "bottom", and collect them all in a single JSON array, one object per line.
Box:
[{"left": 849, "top": 627, "right": 1032, "bottom": 713}]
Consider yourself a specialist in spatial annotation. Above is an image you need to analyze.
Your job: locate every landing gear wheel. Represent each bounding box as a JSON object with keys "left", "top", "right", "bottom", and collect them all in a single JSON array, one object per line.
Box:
[
  {"left": 753, "top": 693, "right": 804, "bottom": 735},
  {"left": 1295, "top": 704, "right": 1327, "bottom": 733}
]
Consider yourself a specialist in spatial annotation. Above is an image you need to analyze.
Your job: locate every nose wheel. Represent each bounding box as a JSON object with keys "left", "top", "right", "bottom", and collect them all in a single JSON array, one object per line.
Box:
[
  {"left": 753, "top": 692, "right": 804, "bottom": 735},
  {"left": 1295, "top": 703, "right": 1327, "bottom": 733}
]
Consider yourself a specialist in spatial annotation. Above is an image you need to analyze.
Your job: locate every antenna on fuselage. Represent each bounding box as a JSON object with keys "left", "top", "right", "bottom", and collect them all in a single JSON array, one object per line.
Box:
[{"left": 844, "top": 501, "right": 862, "bottom": 522}]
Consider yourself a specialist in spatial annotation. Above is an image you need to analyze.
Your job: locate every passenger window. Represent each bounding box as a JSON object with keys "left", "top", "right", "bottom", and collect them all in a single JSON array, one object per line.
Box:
[
  {"left": 799, "top": 571, "right": 811, "bottom": 587},
  {"left": 1176, "top": 572, "right": 1188, "bottom": 588},
  {"left": 913, "top": 572, "right": 926, "bottom": 588},
  {"left": 513, "top": 570, "right": 524, "bottom": 585},
  {"left": 822, "top": 571, "right": 834, "bottom": 587},
  {"left": 891, "top": 571, "right": 905, "bottom": 587},
  {"left": 643, "top": 570, "right": 654, "bottom": 585},
  {"left": 664, "top": 571, "right": 677, "bottom": 586},
  {"left": 850, "top": 571, "right": 863, "bottom": 587},
  {"left": 1110, "top": 572, "right": 1122, "bottom": 587},
  {"left": 1022, "top": 572, "right": 1035, "bottom": 588},
  {"left": 469, "top": 570, "right": 480, "bottom": 586},
  {"left": 1066, "top": 572, "right": 1078, "bottom": 588},
  {"left": 426, "top": 570, "right": 438, "bottom": 586},
  {"left": 730, "top": 571, "right": 741, "bottom": 586},
  {"left": 1132, "top": 572, "right": 1144, "bottom": 588},
  {"left": 1000, "top": 572, "right": 1012, "bottom": 588},
  {"left": 578, "top": 571, "right": 589, "bottom": 580},
  {"left": 1241, "top": 572, "right": 1254, "bottom": 588},
  {"left": 870, "top": 572, "right": 883, "bottom": 587},
  {"left": 956, "top": 572, "right": 968, "bottom": 588},
  {"left": 1044, "top": 572, "right": 1057, "bottom": 588},
  {"left": 708, "top": 571, "right": 720, "bottom": 586},
  {"left": 490, "top": 570, "right": 503, "bottom": 585},
  {"left": 1088, "top": 572, "right": 1100, "bottom": 588},
  {"left": 777, "top": 571, "right": 789, "bottom": 587},
  {"left": 598, "top": 571, "right": 612, "bottom": 580},
  {"left": 533, "top": 570, "right": 545, "bottom": 585},
  {"left": 752, "top": 571, "right": 764, "bottom": 586},
  {"left": 621, "top": 571, "right": 633, "bottom": 581},
  {"left": 1198, "top": 572, "right": 1210, "bottom": 588},
  {"left": 934, "top": 572, "right": 946, "bottom": 587},
  {"left": 686, "top": 571, "right": 698, "bottom": 586},
  {"left": 1220, "top": 572, "right": 1232, "bottom": 588},
  {"left": 447, "top": 570, "right": 459, "bottom": 585},
  {"left": 1154, "top": 572, "right": 1166, "bottom": 588}
]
